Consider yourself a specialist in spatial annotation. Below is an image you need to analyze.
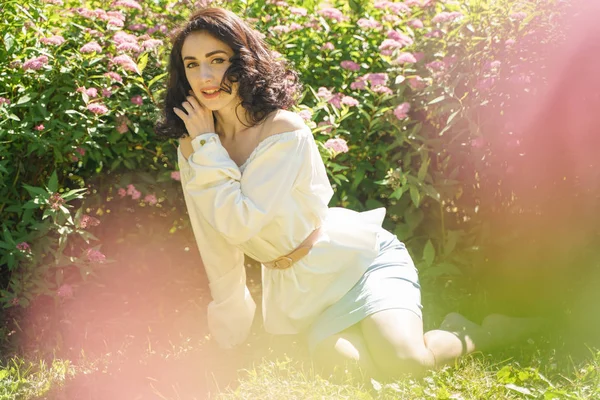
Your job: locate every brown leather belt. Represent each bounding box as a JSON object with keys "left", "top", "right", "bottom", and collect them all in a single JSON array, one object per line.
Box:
[{"left": 263, "top": 226, "right": 323, "bottom": 269}]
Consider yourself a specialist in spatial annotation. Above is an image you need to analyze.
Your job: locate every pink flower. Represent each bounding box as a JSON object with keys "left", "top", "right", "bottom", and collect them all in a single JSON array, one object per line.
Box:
[
  {"left": 57, "top": 284, "right": 73, "bottom": 298},
  {"left": 71, "top": 155, "right": 79, "bottom": 162},
  {"left": 341, "top": 96, "right": 359, "bottom": 107},
  {"left": 408, "top": 19, "right": 424, "bottom": 29},
  {"left": 128, "top": 23, "right": 147, "bottom": 31},
  {"left": 340, "top": 60, "right": 360, "bottom": 71},
  {"left": 0, "top": 97, "right": 10, "bottom": 106},
  {"left": 117, "top": 42, "right": 141, "bottom": 53},
  {"left": 317, "top": 7, "right": 346, "bottom": 23},
  {"left": 393, "top": 52, "right": 417, "bottom": 64},
  {"left": 85, "top": 87, "right": 98, "bottom": 98},
  {"left": 130, "top": 95, "right": 143, "bottom": 105},
  {"left": 298, "top": 110, "right": 312, "bottom": 121},
  {"left": 320, "top": 42, "right": 334, "bottom": 51},
  {"left": 34, "top": 124, "right": 44, "bottom": 131},
  {"left": 372, "top": 86, "right": 393, "bottom": 95},
  {"left": 44, "top": 0, "right": 63, "bottom": 4},
  {"left": 327, "top": 93, "right": 344, "bottom": 109},
  {"left": 171, "top": 171, "right": 181, "bottom": 181},
  {"left": 118, "top": 188, "right": 127, "bottom": 197},
  {"left": 112, "top": 31, "right": 138, "bottom": 46},
  {"left": 113, "top": 0, "right": 142, "bottom": 10},
  {"left": 131, "top": 189, "right": 141, "bottom": 200},
  {"left": 379, "top": 39, "right": 407, "bottom": 56},
  {"left": 49, "top": 192, "right": 65, "bottom": 210},
  {"left": 117, "top": 123, "right": 128, "bottom": 133},
  {"left": 126, "top": 184, "right": 136, "bottom": 195},
  {"left": 357, "top": 18, "right": 382, "bottom": 29},
  {"left": 432, "top": 11, "right": 464, "bottom": 24},
  {"left": 272, "top": 25, "right": 290, "bottom": 34},
  {"left": 393, "top": 102, "right": 410, "bottom": 120},
  {"left": 317, "top": 87, "right": 333, "bottom": 100},
  {"left": 111, "top": 54, "right": 139, "bottom": 73},
  {"left": 87, "top": 103, "right": 109, "bottom": 115},
  {"left": 108, "top": 18, "right": 124, "bottom": 27},
  {"left": 365, "top": 73, "right": 388, "bottom": 86},
  {"left": 102, "top": 87, "right": 112, "bottom": 97},
  {"left": 104, "top": 71, "right": 123, "bottom": 83},
  {"left": 505, "top": 39, "right": 516, "bottom": 46},
  {"left": 324, "top": 138, "right": 349, "bottom": 154},
  {"left": 80, "top": 41, "right": 102, "bottom": 53},
  {"left": 350, "top": 79, "right": 367, "bottom": 90},
  {"left": 408, "top": 76, "right": 427, "bottom": 90},
  {"left": 40, "top": 35, "right": 65, "bottom": 46},
  {"left": 86, "top": 248, "right": 106, "bottom": 263},
  {"left": 22, "top": 55, "right": 49, "bottom": 71},
  {"left": 290, "top": 6, "right": 307, "bottom": 16},
  {"left": 386, "top": 30, "right": 414, "bottom": 47},
  {"left": 144, "top": 194, "right": 157, "bottom": 205},
  {"left": 16, "top": 242, "right": 31, "bottom": 252},
  {"left": 425, "top": 60, "right": 445, "bottom": 72},
  {"left": 141, "top": 39, "right": 162, "bottom": 50}
]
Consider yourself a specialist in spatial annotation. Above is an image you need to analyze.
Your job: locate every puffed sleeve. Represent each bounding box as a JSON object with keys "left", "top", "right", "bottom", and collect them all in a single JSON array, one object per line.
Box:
[
  {"left": 178, "top": 147, "right": 256, "bottom": 349},
  {"left": 183, "top": 128, "right": 310, "bottom": 245}
]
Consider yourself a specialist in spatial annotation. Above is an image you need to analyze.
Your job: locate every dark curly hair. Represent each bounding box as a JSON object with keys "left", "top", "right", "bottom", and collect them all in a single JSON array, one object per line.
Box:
[{"left": 154, "top": 7, "right": 303, "bottom": 139}]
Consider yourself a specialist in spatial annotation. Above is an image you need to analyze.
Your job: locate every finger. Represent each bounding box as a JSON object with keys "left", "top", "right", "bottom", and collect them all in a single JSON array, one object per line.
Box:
[
  {"left": 173, "top": 106, "right": 187, "bottom": 120},
  {"left": 187, "top": 95, "right": 203, "bottom": 109},
  {"left": 181, "top": 101, "right": 194, "bottom": 114}
]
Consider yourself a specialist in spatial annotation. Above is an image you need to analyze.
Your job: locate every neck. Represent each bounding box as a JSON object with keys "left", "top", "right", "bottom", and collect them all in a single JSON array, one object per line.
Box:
[{"left": 213, "top": 100, "right": 254, "bottom": 141}]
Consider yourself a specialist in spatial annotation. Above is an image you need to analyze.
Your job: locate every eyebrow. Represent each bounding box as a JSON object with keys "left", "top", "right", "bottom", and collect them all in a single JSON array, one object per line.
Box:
[{"left": 183, "top": 50, "right": 228, "bottom": 61}]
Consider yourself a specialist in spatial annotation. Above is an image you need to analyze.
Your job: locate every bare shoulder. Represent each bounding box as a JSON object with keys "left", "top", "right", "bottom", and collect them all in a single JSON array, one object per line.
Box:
[{"left": 260, "top": 110, "right": 307, "bottom": 141}]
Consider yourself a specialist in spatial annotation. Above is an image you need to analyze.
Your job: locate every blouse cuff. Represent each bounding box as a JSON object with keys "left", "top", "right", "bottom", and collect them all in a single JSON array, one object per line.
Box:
[{"left": 191, "top": 133, "right": 219, "bottom": 152}]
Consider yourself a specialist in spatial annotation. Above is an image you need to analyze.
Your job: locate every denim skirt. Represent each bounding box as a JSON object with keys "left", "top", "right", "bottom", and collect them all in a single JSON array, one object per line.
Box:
[{"left": 305, "top": 228, "right": 423, "bottom": 354}]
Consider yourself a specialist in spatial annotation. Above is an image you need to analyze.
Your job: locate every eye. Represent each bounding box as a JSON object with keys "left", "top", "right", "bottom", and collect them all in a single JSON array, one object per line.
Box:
[{"left": 185, "top": 58, "right": 226, "bottom": 68}]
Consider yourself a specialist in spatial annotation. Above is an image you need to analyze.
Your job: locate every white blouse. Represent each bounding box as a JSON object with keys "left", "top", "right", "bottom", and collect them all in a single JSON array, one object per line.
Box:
[{"left": 177, "top": 125, "right": 386, "bottom": 349}]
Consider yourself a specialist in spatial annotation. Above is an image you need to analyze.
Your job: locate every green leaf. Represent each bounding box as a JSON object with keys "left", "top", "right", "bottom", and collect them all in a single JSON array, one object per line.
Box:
[
  {"left": 3, "top": 33, "right": 14, "bottom": 52},
  {"left": 423, "top": 239, "right": 435, "bottom": 267},
  {"left": 409, "top": 186, "right": 421, "bottom": 207},
  {"left": 428, "top": 95, "right": 445, "bottom": 105},
  {"left": 16, "top": 94, "right": 32, "bottom": 105},
  {"left": 47, "top": 170, "right": 58, "bottom": 192},
  {"left": 148, "top": 72, "right": 168, "bottom": 89},
  {"left": 23, "top": 184, "right": 50, "bottom": 198},
  {"left": 137, "top": 52, "right": 149, "bottom": 74}
]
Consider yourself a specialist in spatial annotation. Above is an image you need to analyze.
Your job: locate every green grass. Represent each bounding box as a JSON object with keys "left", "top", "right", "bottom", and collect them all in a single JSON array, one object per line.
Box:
[{"left": 0, "top": 358, "right": 74, "bottom": 399}]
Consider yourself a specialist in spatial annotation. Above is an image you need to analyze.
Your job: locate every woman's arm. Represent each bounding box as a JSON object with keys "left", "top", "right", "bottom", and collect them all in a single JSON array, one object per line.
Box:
[{"left": 179, "top": 136, "right": 193, "bottom": 161}]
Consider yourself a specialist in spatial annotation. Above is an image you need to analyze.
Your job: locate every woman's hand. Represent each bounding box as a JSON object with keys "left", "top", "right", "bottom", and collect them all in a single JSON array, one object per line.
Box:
[{"left": 173, "top": 90, "right": 215, "bottom": 139}]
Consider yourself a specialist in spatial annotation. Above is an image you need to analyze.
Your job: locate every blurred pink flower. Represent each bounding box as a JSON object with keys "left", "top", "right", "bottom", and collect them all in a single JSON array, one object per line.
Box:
[
  {"left": 57, "top": 284, "right": 73, "bottom": 298},
  {"left": 117, "top": 123, "right": 128, "bottom": 133},
  {"left": 107, "top": 18, "right": 124, "bottom": 27},
  {"left": 87, "top": 103, "right": 109, "bottom": 115},
  {"left": 113, "top": 31, "right": 138, "bottom": 45},
  {"left": 425, "top": 60, "right": 445, "bottom": 71},
  {"left": 0, "top": 97, "right": 10, "bottom": 105},
  {"left": 113, "top": 0, "right": 142, "bottom": 10},
  {"left": 324, "top": 138, "right": 349, "bottom": 154},
  {"left": 317, "top": 7, "right": 346, "bottom": 23},
  {"left": 372, "top": 86, "right": 393, "bottom": 95},
  {"left": 141, "top": 39, "right": 162, "bottom": 50},
  {"left": 111, "top": 54, "right": 139, "bottom": 73},
  {"left": 341, "top": 96, "right": 359, "bottom": 107},
  {"left": 16, "top": 242, "right": 31, "bottom": 252},
  {"left": 117, "top": 188, "right": 127, "bottom": 197},
  {"left": 44, "top": 0, "right": 64, "bottom": 4},
  {"left": 80, "top": 41, "right": 102, "bottom": 53},
  {"left": 408, "top": 19, "right": 424, "bottom": 29},
  {"left": 393, "top": 102, "right": 410, "bottom": 120},
  {"left": 128, "top": 23, "right": 147, "bottom": 31},
  {"left": 320, "top": 42, "right": 334, "bottom": 51},
  {"left": 104, "top": 71, "right": 123, "bottom": 83},
  {"left": 80, "top": 214, "right": 100, "bottom": 228},
  {"left": 505, "top": 39, "right": 516, "bottom": 46},
  {"left": 327, "top": 93, "right": 344, "bottom": 109},
  {"left": 49, "top": 192, "right": 65, "bottom": 210},
  {"left": 126, "top": 184, "right": 136, "bottom": 195},
  {"left": 317, "top": 87, "right": 333, "bottom": 100},
  {"left": 290, "top": 6, "right": 307, "bottom": 16},
  {"left": 340, "top": 60, "right": 360, "bottom": 71},
  {"left": 131, "top": 189, "right": 141, "bottom": 200},
  {"left": 432, "top": 11, "right": 464, "bottom": 24},
  {"left": 272, "top": 25, "right": 290, "bottom": 34},
  {"left": 130, "top": 95, "right": 143, "bottom": 105},
  {"left": 350, "top": 79, "right": 367, "bottom": 90},
  {"left": 365, "top": 73, "right": 388, "bottom": 86},
  {"left": 379, "top": 39, "right": 407, "bottom": 56},
  {"left": 85, "top": 87, "right": 98, "bottom": 98},
  {"left": 86, "top": 248, "right": 106, "bottom": 263},
  {"left": 144, "top": 194, "right": 157, "bottom": 205},
  {"left": 34, "top": 124, "right": 44, "bottom": 131},
  {"left": 76, "top": 147, "right": 86, "bottom": 156},
  {"left": 22, "top": 55, "right": 49, "bottom": 71},
  {"left": 171, "top": 171, "right": 181, "bottom": 181},
  {"left": 102, "top": 87, "right": 113, "bottom": 97},
  {"left": 41, "top": 35, "right": 65, "bottom": 46},
  {"left": 117, "top": 42, "right": 141, "bottom": 53},
  {"left": 393, "top": 52, "right": 417, "bottom": 64},
  {"left": 408, "top": 76, "right": 427, "bottom": 90},
  {"left": 357, "top": 18, "right": 382, "bottom": 29},
  {"left": 387, "top": 30, "right": 413, "bottom": 47},
  {"left": 70, "top": 155, "right": 79, "bottom": 162},
  {"left": 298, "top": 110, "right": 312, "bottom": 121}
]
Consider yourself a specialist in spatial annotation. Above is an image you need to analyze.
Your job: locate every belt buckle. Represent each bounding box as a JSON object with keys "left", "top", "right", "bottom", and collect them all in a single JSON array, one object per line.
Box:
[{"left": 273, "top": 256, "right": 293, "bottom": 269}]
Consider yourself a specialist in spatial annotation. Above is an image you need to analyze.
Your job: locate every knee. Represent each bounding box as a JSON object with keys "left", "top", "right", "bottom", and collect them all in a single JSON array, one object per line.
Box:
[{"left": 373, "top": 345, "right": 435, "bottom": 378}]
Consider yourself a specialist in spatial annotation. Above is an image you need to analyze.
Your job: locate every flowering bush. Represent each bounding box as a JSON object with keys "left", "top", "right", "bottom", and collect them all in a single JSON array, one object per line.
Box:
[{"left": 0, "top": 0, "right": 575, "bottom": 312}]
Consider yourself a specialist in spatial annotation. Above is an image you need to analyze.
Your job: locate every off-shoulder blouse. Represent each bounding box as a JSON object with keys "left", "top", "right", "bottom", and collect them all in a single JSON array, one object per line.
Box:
[{"left": 177, "top": 125, "right": 385, "bottom": 348}]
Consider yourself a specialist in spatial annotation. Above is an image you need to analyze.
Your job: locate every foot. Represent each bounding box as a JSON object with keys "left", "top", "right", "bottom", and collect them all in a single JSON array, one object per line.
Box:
[
  {"left": 438, "top": 312, "right": 493, "bottom": 353},
  {"left": 481, "top": 314, "right": 547, "bottom": 347}
]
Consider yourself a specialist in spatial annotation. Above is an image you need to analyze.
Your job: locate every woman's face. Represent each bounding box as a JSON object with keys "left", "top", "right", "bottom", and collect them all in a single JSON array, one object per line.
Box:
[{"left": 180, "top": 31, "right": 239, "bottom": 110}]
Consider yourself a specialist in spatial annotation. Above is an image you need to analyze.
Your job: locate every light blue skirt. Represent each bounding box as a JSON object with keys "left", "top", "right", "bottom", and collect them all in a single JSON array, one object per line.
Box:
[{"left": 306, "top": 228, "right": 423, "bottom": 354}]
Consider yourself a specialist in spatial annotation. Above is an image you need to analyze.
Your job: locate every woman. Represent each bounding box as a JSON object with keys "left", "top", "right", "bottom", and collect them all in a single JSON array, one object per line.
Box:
[{"left": 154, "top": 7, "right": 540, "bottom": 379}]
